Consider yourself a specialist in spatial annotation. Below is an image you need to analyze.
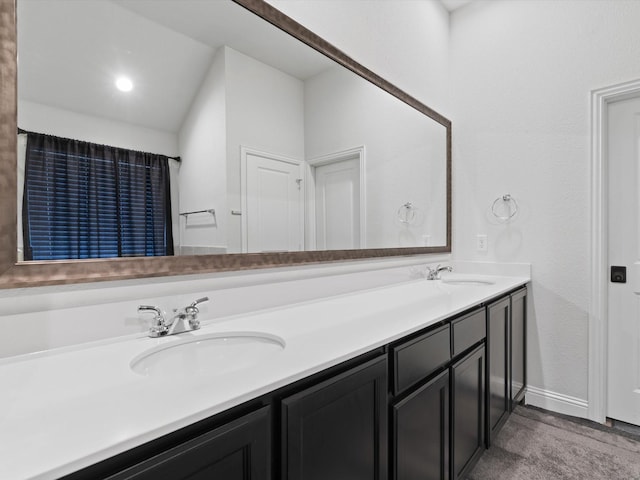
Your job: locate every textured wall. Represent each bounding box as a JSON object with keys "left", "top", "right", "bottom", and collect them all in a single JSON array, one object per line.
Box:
[
  {"left": 225, "top": 46, "right": 306, "bottom": 253},
  {"left": 304, "top": 66, "right": 447, "bottom": 248},
  {"left": 178, "top": 48, "right": 228, "bottom": 250},
  {"left": 266, "top": 0, "right": 451, "bottom": 115},
  {"left": 450, "top": 0, "right": 640, "bottom": 404},
  {"left": 19, "top": 100, "right": 179, "bottom": 156}
]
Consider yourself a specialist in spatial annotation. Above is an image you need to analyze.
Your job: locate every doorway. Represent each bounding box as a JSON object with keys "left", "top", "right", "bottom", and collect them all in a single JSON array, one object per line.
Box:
[{"left": 606, "top": 95, "right": 640, "bottom": 427}]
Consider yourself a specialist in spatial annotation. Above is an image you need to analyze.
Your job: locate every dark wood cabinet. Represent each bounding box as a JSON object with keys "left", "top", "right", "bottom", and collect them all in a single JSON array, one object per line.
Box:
[
  {"left": 281, "top": 355, "right": 388, "bottom": 480},
  {"left": 486, "top": 297, "right": 510, "bottom": 447},
  {"left": 451, "top": 307, "right": 486, "bottom": 357},
  {"left": 105, "top": 406, "right": 271, "bottom": 480},
  {"left": 451, "top": 344, "right": 485, "bottom": 480},
  {"left": 510, "top": 288, "right": 527, "bottom": 409},
  {"left": 393, "top": 370, "right": 450, "bottom": 480},
  {"left": 392, "top": 306, "right": 487, "bottom": 480},
  {"left": 392, "top": 323, "right": 450, "bottom": 395},
  {"left": 486, "top": 288, "right": 528, "bottom": 445}
]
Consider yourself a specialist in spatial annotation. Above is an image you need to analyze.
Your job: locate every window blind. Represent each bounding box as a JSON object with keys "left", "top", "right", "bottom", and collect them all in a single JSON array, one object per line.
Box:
[{"left": 22, "top": 132, "right": 174, "bottom": 260}]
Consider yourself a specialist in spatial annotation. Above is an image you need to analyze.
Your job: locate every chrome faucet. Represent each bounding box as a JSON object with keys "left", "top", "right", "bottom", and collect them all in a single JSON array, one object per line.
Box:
[
  {"left": 137, "top": 305, "right": 168, "bottom": 337},
  {"left": 425, "top": 264, "right": 452, "bottom": 280},
  {"left": 138, "top": 297, "right": 209, "bottom": 337}
]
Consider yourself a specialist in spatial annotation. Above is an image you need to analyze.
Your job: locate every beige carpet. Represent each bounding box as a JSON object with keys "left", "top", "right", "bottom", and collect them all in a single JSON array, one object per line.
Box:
[{"left": 467, "top": 406, "right": 640, "bottom": 480}]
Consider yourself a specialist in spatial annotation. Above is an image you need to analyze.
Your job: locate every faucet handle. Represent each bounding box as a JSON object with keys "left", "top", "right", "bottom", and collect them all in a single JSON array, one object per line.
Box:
[
  {"left": 189, "top": 297, "right": 209, "bottom": 309},
  {"left": 185, "top": 297, "right": 209, "bottom": 329},
  {"left": 425, "top": 265, "right": 437, "bottom": 280},
  {"left": 425, "top": 264, "right": 452, "bottom": 280},
  {"left": 138, "top": 305, "right": 168, "bottom": 336}
]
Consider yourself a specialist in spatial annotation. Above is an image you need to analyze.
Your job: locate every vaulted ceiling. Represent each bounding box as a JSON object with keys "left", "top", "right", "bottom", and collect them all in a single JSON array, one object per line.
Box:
[{"left": 17, "top": 0, "right": 332, "bottom": 134}]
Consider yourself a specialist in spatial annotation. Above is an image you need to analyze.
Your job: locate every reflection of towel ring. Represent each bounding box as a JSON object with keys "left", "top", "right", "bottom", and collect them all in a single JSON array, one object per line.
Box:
[
  {"left": 397, "top": 202, "right": 418, "bottom": 225},
  {"left": 492, "top": 194, "right": 518, "bottom": 222}
]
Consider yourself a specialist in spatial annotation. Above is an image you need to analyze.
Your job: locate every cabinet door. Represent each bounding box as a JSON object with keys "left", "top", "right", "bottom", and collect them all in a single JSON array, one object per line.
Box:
[
  {"left": 106, "top": 406, "right": 270, "bottom": 480},
  {"left": 486, "top": 297, "right": 510, "bottom": 446},
  {"left": 282, "top": 355, "right": 388, "bottom": 480},
  {"left": 393, "top": 370, "right": 449, "bottom": 480},
  {"left": 451, "top": 345, "right": 485, "bottom": 480},
  {"left": 510, "top": 288, "right": 527, "bottom": 409}
]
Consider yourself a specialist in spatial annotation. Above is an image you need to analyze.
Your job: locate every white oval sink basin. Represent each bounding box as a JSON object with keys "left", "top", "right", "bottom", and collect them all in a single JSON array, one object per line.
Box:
[
  {"left": 441, "top": 277, "right": 496, "bottom": 286},
  {"left": 130, "top": 332, "right": 285, "bottom": 378}
]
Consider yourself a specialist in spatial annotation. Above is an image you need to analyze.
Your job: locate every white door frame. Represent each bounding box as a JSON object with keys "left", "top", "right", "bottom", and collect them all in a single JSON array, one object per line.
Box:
[
  {"left": 589, "top": 78, "right": 640, "bottom": 423},
  {"left": 240, "top": 146, "right": 305, "bottom": 253},
  {"left": 305, "top": 146, "right": 366, "bottom": 250}
]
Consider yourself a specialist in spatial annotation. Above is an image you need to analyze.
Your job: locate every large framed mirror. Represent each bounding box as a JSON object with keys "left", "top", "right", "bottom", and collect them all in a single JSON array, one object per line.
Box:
[{"left": 0, "top": 0, "right": 451, "bottom": 288}]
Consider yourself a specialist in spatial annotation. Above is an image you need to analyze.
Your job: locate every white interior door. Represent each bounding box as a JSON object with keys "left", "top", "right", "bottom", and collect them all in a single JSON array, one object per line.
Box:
[
  {"left": 314, "top": 158, "right": 360, "bottom": 250},
  {"left": 607, "top": 96, "right": 640, "bottom": 426},
  {"left": 242, "top": 149, "right": 303, "bottom": 253}
]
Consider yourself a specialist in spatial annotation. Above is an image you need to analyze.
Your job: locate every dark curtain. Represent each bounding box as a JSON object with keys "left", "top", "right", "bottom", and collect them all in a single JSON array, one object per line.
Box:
[{"left": 22, "top": 132, "right": 174, "bottom": 260}]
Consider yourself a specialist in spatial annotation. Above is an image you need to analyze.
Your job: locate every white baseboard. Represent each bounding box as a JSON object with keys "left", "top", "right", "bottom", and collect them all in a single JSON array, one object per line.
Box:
[{"left": 525, "top": 386, "right": 589, "bottom": 419}]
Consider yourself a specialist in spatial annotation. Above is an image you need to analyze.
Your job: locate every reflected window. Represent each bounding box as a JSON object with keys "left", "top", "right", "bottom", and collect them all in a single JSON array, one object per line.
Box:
[{"left": 22, "top": 132, "right": 174, "bottom": 260}]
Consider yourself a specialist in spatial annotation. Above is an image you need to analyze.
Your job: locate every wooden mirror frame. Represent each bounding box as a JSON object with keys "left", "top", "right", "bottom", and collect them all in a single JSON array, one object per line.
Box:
[{"left": 0, "top": 0, "right": 451, "bottom": 289}]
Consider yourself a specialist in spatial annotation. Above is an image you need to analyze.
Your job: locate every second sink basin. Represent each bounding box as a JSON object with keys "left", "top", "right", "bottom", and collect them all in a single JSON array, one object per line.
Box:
[
  {"left": 441, "top": 275, "right": 496, "bottom": 286},
  {"left": 131, "top": 331, "right": 286, "bottom": 378}
]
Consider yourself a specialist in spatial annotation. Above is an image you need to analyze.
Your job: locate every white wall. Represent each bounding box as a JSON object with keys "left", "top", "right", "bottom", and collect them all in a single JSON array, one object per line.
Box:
[
  {"left": 450, "top": 0, "right": 640, "bottom": 411},
  {"left": 177, "top": 46, "right": 305, "bottom": 254},
  {"left": 225, "top": 47, "right": 306, "bottom": 253},
  {"left": 266, "top": 0, "right": 451, "bottom": 115},
  {"left": 304, "top": 66, "right": 447, "bottom": 248},
  {"left": 1, "top": 2, "right": 452, "bottom": 358},
  {"left": 19, "top": 100, "right": 178, "bottom": 156},
  {"left": 178, "top": 48, "right": 228, "bottom": 253}
]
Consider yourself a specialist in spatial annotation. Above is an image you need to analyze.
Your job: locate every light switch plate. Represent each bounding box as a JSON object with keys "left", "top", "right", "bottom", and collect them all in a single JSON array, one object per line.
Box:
[{"left": 476, "top": 234, "right": 488, "bottom": 252}]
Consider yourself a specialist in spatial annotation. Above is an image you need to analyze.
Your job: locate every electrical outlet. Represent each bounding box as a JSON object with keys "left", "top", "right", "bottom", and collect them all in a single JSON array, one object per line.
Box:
[{"left": 476, "top": 234, "right": 488, "bottom": 252}]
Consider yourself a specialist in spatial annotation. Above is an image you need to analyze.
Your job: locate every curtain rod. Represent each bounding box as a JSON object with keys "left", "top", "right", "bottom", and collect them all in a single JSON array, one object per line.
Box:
[{"left": 17, "top": 127, "right": 181, "bottom": 162}]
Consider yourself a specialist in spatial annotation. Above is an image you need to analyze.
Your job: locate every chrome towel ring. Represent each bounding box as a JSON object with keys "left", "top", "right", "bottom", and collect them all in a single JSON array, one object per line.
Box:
[
  {"left": 397, "top": 202, "right": 418, "bottom": 225},
  {"left": 492, "top": 194, "right": 518, "bottom": 222}
]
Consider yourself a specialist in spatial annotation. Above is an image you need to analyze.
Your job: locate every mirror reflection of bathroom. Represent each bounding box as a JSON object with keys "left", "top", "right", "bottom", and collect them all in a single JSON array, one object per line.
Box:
[{"left": 16, "top": 0, "right": 447, "bottom": 261}]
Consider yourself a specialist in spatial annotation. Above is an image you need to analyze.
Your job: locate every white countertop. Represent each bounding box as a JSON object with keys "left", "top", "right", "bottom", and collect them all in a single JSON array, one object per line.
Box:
[{"left": 0, "top": 273, "right": 528, "bottom": 480}]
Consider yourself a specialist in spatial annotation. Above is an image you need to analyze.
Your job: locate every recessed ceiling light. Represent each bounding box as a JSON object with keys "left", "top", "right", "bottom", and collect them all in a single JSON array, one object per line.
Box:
[{"left": 115, "top": 76, "right": 133, "bottom": 92}]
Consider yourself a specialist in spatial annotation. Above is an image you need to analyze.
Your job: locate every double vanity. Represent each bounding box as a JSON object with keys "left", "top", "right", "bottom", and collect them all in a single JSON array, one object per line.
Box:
[
  {"left": 2, "top": 0, "right": 526, "bottom": 477},
  {"left": 0, "top": 270, "right": 528, "bottom": 480}
]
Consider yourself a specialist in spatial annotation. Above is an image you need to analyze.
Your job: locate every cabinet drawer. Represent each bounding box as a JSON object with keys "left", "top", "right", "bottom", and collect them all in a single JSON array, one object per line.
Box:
[
  {"left": 393, "top": 324, "right": 450, "bottom": 394},
  {"left": 452, "top": 307, "right": 486, "bottom": 357}
]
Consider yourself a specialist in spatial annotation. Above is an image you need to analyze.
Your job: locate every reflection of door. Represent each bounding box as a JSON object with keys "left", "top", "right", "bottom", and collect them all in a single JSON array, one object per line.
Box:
[
  {"left": 308, "top": 147, "right": 366, "bottom": 251},
  {"left": 241, "top": 147, "right": 303, "bottom": 253},
  {"left": 607, "top": 96, "right": 640, "bottom": 426},
  {"left": 315, "top": 158, "right": 360, "bottom": 250}
]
